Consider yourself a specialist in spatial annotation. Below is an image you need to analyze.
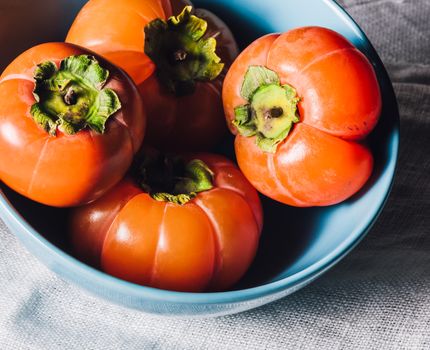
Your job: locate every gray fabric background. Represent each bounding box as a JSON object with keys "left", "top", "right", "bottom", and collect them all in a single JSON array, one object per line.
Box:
[{"left": 1, "top": 0, "right": 429, "bottom": 348}]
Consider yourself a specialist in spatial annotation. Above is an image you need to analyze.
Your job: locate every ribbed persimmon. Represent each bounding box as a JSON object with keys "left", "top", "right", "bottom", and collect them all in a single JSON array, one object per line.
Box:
[
  {"left": 67, "top": 0, "right": 238, "bottom": 151},
  {"left": 70, "top": 153, "right": 263, "bottom": 292},
  {"left": 0, "top": 43, "right": 145, "bottom": 207},
  {"left": 223, "top": 27, "right": 381, "bottom": 206}
]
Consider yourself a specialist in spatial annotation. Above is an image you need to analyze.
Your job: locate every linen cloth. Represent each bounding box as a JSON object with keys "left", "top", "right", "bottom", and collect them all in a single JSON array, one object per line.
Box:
[{"left": 1, "top": 0, "right": 429, "bottom": 348}]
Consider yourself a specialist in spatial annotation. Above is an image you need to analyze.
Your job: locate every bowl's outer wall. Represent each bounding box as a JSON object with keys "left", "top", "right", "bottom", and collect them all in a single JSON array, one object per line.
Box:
[{"left": 0, "top": 0, "right": 399, "bottom": 317}]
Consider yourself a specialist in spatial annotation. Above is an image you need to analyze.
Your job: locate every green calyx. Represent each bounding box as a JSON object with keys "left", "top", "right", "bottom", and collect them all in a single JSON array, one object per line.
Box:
[
  {"left": 144, "top": 6, "right": 224, "bottom": 96},
  {"left": 31, "top": 55, "right": 121, "bottom": 135},
  {"left": 233, "top": 66, "right": 300, "bottom": 153},
  {"left": 136, "top": 152, "right": 214, "bottom": 205}
]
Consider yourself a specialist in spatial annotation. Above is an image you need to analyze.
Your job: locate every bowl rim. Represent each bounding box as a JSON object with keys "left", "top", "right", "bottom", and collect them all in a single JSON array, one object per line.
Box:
[{"left": 0, "top": 0, "right": 400, "bottom": 305}]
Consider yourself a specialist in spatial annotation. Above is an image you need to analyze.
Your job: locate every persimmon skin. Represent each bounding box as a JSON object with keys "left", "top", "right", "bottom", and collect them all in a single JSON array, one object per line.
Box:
[
  {"left": 223, "top": 27, "right": 381, "bottom": 207},
  {"left": 266, "top": 27, "right": 381, "bottom": 140},
  {"left": 69, "top": 155, "right": 262, "bottom": 292},
  {"left": 235, "top": 124, "right": 373, "bottom": 207},
  {"left": 0, "top": 43, "right": 145, "bottom": 207},
  {"left": 67, "top": 0, "right": 239, "bottom": 151}
]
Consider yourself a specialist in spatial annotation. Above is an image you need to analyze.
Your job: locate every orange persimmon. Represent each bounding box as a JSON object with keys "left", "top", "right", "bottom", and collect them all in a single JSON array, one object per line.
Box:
[
  {"left": 67, "top": 0, "right": 238, "bottom": 151},
  {"left": 70, "top": 152, "right": 263, "bottom": 292},
  {"left": 223, "top": 27, "right": 381, "bottom": 206},
  {"left": 0, "top": 43, "right": 145, "bottom": 207}
]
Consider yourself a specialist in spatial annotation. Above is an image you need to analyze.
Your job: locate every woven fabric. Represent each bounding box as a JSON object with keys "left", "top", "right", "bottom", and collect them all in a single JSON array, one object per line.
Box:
[{"left": 1, "top": 0, "right": 429, "bottom": 349}]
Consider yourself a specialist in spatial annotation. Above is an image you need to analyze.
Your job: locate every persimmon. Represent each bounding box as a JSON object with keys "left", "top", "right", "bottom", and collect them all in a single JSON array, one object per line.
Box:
[
  {"left": 70, "top": 152, "right": 263, "bottom": 292},
  {"left": 67, "top": 0, "right": 238, "bottom": 150},
  {"left": 0, "top": 43, "right": 145, "bottom": 207},
  {"left": 223, "top": 27, "right": 381, "bottom": 206}
]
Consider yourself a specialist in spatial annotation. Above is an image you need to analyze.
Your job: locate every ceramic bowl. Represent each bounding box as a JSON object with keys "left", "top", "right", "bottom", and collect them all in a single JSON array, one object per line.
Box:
[{"left": 0, "top": 0, "right": 399, "bottom": 317}]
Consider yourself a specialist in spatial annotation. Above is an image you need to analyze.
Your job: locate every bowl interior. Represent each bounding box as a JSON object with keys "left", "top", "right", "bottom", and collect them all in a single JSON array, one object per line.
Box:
[{"left": 0, "top": 0, "right": 399, "bottom": 292}]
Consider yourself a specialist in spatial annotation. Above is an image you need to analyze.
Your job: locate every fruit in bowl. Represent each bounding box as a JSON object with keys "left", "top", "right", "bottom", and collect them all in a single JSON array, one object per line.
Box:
[
  {"left": 70, "top": 151, "right": 263, "bottom": 292},
  {"left": 0, "top": 43, "right": 145, "bottom": 207},
  {"left": 66, "top": 0, "right": 239, "bottom": 151},
  {"left": 223, "top": 27, "right": 381, "bottom": 207},
  {"left": 0, "top": 0, "right": 398, "bottom": 317}
]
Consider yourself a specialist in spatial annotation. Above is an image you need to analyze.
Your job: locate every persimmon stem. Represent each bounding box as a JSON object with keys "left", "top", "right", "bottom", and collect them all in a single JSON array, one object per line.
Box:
[
  {"left": 173, "top": 49, "right": 188, "bottom": 62},
  {"left": 30, "top": 55, "right": 121, "bottom": 135},
  {"left": 144, "top": 6, "right": 224, "bottom": 96},
  {"left": 64, "top": 88, "right": 77, "bottom": 105},
  {"left": 233, "top": 66, "right": 300, "bottom": 153},
  {"left": 264, "top": 107, "right": 284, "bottom": 119},
  {"left": 135, "top": 151, "right": 214, "bottom": 205}
]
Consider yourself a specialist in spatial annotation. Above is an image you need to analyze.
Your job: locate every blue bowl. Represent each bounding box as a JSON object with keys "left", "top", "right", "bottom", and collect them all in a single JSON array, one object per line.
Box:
[{"left": 0, "top": 0, "right": 399, "bottom": 317}]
